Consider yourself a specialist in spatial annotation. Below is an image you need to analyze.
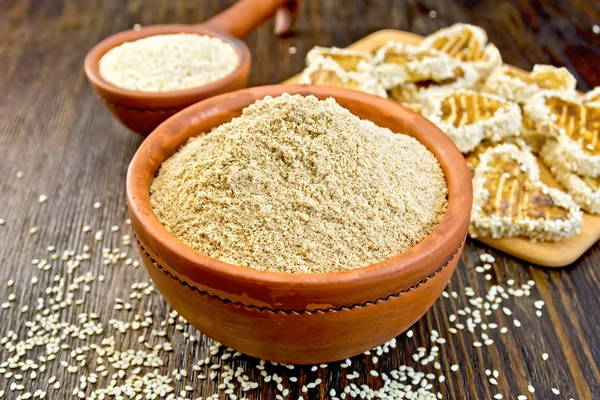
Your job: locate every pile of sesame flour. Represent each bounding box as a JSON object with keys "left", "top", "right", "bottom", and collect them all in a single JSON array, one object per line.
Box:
[{"left": 150, "top": 93, "right": 448, "bottom": 273}]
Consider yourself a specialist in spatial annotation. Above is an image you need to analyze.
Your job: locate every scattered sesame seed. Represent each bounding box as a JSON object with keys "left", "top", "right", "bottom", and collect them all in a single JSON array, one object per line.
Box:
[
  {"left": 93, "top": 202, "right": 102, "bottom": 209},
  {"left": 0, "top": 218, "right": 5, "bottom": 225},
  {"left": 16, "top": 171, "right": 23, "bottom": 178},
  {"left": 594, "top": 24, "right": 600, "bottom": 34},
  {"left": 428, "top": 10, "right": 438, "bottom": 18},
  {"left": 288, "top": 46, "right": 297, "bottom": 54},
  {"left": 534, "top": 300, "right": 545, "bottom": 309},
  {"left": 528, "top": 385, "right": 535, "bottom": 393},
  {"left": 552, "top": 388, "right": 560, "bottom": 395},
  {"left": 38, "top": 195, "right": 48, "bottom": 203},
  {"left": 0, "top": 176, "right": 565, "bottom": 400},
  {"left": 513, "top": 319, "right": 521, "bottom": 327}
]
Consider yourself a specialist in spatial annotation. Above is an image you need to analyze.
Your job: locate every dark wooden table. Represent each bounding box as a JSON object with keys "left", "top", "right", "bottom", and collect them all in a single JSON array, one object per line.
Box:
[{"left": 1, "top": 1, "right": 599, "bottom": 399}]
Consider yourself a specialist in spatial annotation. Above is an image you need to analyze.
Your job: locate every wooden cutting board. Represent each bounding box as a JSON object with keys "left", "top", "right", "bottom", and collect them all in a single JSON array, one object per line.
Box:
[{"left": 283, "top": 29, "right": 600, "bottom": 268}]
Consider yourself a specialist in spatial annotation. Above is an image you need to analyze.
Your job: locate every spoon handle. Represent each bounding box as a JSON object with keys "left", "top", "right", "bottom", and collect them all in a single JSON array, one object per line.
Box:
[{"left": 202, "top": 0, "right": 298, "bottom": 39}]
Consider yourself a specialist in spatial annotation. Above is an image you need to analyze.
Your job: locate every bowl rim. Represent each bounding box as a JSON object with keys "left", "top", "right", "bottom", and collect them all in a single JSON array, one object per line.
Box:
[
  {"left": 84, "top": 24, "right": 251, "bottom": 106},
  {"left": 127, "top": 84, "right": 472, "bottom": 295}
]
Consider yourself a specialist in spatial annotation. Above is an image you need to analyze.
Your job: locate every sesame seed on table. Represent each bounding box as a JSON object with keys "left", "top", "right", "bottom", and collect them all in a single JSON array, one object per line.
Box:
[{"left": 1, "top": 0, "right": 599, "bottom": 399}]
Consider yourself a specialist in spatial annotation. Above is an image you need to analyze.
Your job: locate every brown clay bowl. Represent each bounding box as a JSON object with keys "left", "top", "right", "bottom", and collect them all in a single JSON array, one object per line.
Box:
[
  {"left": 84, "top": 0, "right": 297, "bottom": 136},
  {"left": 127, "top": 85, "right": 472, "bottom": 364}
]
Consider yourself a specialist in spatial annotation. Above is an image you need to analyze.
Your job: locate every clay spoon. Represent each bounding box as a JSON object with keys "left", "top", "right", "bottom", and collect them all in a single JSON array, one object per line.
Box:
[{"left": 84, "top": 0, "right": 298, "bottom": 136}]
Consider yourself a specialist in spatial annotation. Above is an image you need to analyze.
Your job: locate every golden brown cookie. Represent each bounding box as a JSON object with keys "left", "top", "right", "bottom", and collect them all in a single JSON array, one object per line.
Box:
[
  {"left": 419, "top": 23, "right": 502, "bottom": 78},
  {"left": 470, "top": 143, "right": 582, "bottom": 241},
  {"left": 305, "top": 46, "right": 372, "bottom": 72},
  {"left": 299, "top": 58, "right": 387, "bottom": 98},
  {"left": 387, "top": 64, "right": 479, "bottom": 105},
  {"left": 526, "top": 92, "right": 600, "bottom": 176},
  {"left": 372, "top": 41, "right": 457, "bottom": 89},
  {"left": 465, "top": 138, "right": 527, "bottom": 172},
  {"left": 542, "top": 140, "right": 600, "bottom": 214},
  {"left": 483, "top": 64, "right": 577, "bottom": 104},
  {"left": 422, "top": 89, "right": 521, "bottom": 153}
]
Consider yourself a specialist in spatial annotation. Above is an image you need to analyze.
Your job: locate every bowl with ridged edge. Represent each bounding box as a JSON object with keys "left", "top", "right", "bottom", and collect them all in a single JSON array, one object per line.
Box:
[{"left": 126, "top": 84, "right": 472, "bottom": 364}]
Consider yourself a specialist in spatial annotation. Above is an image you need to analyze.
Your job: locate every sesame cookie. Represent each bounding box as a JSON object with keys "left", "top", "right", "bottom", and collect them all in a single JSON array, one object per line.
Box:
[
  {"left": 542, "top": 141, "right": 600, "bottom": 214},
  {"left": 465, "top": 138, "right": 528, "bottom": 173},
  {"left": 305, "top": 46, "right": 373, "bottom": 72},
  {"left": 372, "top": 41, "right": 457, "bottom": 89},
  {"left": 483, "top": 64, "right": 577, "bottom": 105},
  {"left": 299, "top": 57, "right": 387, "bottom": 98},
  {"left": 526, "top": 92, "right": 600, "bottom": 177},
  {"left": 419, "top": 23, "right": 502, "bottom": 78},
  {"left": 422, "top": 89, "right": 521, "bottom": 153},
  {"left": 387, "top": 64, "right": 479, "bottom": 105},
  {"left": 470, "top": 143, "right": 582, "bottom": 241}
]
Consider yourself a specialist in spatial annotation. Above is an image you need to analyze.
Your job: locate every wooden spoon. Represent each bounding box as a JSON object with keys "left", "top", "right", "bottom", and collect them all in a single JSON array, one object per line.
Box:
[{"left": 84, "top": 0, "right": 298, "bottom": 136}]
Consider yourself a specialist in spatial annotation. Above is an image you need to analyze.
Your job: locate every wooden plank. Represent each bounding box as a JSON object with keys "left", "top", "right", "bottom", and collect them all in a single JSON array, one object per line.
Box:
[{"left": 1, "top": 1, "right": 600, "bottom": 399}]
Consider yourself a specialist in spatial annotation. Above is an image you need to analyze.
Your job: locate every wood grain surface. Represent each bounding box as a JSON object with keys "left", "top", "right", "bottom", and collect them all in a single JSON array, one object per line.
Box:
[{"left": 0, "top": 0, "right": 599, "bottom": 399}]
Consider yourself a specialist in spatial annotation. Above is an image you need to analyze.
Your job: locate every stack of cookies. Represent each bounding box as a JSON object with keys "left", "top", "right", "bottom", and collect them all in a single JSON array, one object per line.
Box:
[{"left": 299, "top": 23, "right": 600, "bottom": 243}]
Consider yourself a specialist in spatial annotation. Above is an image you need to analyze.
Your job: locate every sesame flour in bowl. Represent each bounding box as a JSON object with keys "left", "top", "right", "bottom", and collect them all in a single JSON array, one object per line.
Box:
[{"left": 149, "top": 93, "right": 448, "bottom": 273}]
